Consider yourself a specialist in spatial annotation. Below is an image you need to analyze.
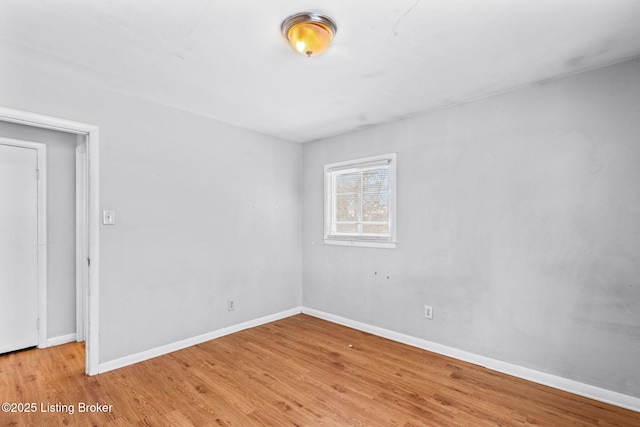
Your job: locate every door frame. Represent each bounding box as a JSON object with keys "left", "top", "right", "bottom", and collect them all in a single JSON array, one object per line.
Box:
[
  {"left": 75, "top": 138, "right": 88, "bottom": 343},
  {"left": 0, "top": 106, "right": 100, "bottom": 376},
  {"left": 0, "top": 137, "right": 47, "bottom": 350}
]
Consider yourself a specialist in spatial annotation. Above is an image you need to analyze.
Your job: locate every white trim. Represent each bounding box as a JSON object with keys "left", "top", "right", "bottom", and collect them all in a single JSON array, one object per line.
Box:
[
  {"left": 0, "top": 107, "right": 97, "bottom": 135},
  {"left": 323, "top": 239, "right": 396, "bottom": 249},
  {"left": 0, "top": 106, "right": 100, "bottom": 376},
  {"left": 75, "top": 138, "right": 88, "bottom": 342},
  {"left": 98, "top": 307, "right": 303, "bottom": 374},
  {"left": 86, "top": 127, "right": 100, "bottom": 375},
  {"left": 324, "top": 153, "right": 394, "bottom": 171},
  {"left": 326, "top": 159, "right": 391, "bottom": 173},
  {"left": 46, "top": 333, "right": 77, "bottom": 347},
  {"left": 301, "top": 307, "right": 640, "bottom": 413},
  {"left": 0, "top": 137, "right": 48, "bottom": 349}
]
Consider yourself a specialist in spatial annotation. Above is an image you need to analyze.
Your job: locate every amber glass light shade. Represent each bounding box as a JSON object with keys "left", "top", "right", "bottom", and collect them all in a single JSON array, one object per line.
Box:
[{"left": 282, "top": 13, "right": 337, "bottom": 57}]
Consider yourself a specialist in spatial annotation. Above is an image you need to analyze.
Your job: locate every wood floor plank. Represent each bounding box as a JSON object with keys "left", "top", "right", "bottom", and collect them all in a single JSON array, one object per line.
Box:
[{"left": 1, "top": 314, "right": 639, "bottom": 426}]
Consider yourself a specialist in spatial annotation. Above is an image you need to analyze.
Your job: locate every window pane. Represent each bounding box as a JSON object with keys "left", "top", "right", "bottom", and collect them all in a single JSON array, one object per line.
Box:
[
  {"left": 335, "top": 172, "right": 360, "bottom": 194},
  {"left": 363, "top": 168, "right": 388, "bottom": 193},
  {"left": 336, "top": 194, "right": 360, "bottom": 221},
  {"left": 363, "top": 223, "right": 389, "bottom": 234},
  {"left": 363, "top": 204, "right": 388, "bottom": 222},
  {"left": 362, "top": 168, "right": 389, "bottom": 222},
  {"left": 336, "top": 223, "right": 358, "bottom": 233}
]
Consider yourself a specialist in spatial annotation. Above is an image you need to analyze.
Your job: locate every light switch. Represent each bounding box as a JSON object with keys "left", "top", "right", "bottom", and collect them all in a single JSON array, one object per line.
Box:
[{"left": 103, "top": 210, "right": 116, "bottom": 225}]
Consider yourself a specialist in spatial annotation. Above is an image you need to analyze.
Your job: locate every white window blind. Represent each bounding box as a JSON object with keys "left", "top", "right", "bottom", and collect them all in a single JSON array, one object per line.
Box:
[{"left": 324, "top": 153, "right": 396, "bottom": 248}]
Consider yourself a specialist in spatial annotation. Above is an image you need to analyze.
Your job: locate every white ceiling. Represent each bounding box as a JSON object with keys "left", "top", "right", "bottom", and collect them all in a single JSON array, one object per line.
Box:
[{"left": 2, "top": 0, "right": 640, "bottom": 142}]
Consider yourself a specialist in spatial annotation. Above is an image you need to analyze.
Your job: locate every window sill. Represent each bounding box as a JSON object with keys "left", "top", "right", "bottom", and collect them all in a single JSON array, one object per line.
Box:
[{"left": 323, "top": 239, "right": 396, "bottom": 249}]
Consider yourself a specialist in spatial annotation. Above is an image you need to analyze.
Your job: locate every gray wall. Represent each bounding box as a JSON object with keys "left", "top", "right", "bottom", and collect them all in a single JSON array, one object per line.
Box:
[
  {"left": 0, "top": 121, "right": 77, "bottom": 339},
  {"left": 302, "top": 58, "right": 640, "bottom": 397},
  {"left": 1, "top": 61, "right": 302, "bottom": 363}
]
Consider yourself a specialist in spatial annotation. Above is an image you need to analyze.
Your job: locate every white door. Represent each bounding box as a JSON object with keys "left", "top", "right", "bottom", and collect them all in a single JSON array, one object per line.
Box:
[{"left": 0, "top": 143, "right": 39, "bottom": 354}]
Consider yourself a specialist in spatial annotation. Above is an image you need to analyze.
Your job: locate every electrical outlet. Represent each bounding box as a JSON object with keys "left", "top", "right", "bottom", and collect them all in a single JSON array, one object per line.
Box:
[
  {"left": 424, "top": 305, "right": 433, "bottom": 320},
  {"left": 227, "top": 299, "right": 235, "bottom": 311}
]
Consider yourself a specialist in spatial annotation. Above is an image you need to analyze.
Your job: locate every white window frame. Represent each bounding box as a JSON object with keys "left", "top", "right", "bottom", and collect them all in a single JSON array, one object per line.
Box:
[{"left": 324, "top": 153, "right": 397, "bottom": 249}]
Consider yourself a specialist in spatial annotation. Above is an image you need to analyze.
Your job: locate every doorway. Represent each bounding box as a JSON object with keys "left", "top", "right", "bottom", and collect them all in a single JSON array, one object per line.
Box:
[{"left": 0, "top": 106, "right": 100, "bottom": 375}]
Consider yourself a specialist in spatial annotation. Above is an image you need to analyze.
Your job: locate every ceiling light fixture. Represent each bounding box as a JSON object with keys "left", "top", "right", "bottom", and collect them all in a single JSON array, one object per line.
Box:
[{"left": 281, "top": 12, "right": 337, "bottom": 57}]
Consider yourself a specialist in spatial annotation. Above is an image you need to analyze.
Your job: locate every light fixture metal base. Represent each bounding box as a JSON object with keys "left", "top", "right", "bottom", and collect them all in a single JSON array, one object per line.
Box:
[{"left": 281, "top": 12, "right": 337, "bottom": 38}]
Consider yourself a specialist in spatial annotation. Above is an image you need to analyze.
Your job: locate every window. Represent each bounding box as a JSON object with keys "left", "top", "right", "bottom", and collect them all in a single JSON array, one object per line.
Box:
[{"left": 324, "top": 153, "right": 396, "bottom": 248}]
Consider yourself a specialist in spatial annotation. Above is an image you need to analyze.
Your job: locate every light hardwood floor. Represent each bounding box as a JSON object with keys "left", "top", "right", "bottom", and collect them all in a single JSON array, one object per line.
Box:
[{"left": 1, "top": 314, "right": 638, "bottom": 426}]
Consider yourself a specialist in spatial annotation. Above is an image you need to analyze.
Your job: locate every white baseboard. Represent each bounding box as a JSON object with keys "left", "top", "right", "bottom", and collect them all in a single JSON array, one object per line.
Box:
[
  {"left": 98, "top": 307, "right": 303, "bottom": 374},
  {"left": 301, "top": 307, "right": 640, "bottom": 413},
  {"left": 46, "top": 333, "right": 77, "bottom": 347}
]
